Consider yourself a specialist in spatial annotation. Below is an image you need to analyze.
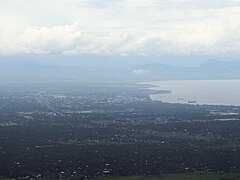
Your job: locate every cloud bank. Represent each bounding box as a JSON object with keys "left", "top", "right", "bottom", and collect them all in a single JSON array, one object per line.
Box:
[{"left": 0, "top": 0, "right": 240, "bottom": 56}]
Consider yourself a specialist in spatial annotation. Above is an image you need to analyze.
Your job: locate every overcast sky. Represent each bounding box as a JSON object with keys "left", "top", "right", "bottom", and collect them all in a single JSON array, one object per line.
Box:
[{"left": 1, "top": 0, "right": 240, "bottom": 56}]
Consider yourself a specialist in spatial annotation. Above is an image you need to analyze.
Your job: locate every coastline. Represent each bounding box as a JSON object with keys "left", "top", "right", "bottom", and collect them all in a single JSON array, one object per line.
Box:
[{"left": 140, "top": 80, "right": 240, "bottom": 107}]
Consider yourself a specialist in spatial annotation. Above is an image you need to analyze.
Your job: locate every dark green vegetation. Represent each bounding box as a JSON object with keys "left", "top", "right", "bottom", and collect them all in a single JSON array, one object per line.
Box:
[
  {"left": 97, "top": 173, "right": 240, "bottom": 180},
  {"left": 0, "top": 83, "right": 240, "bottom": 179}
]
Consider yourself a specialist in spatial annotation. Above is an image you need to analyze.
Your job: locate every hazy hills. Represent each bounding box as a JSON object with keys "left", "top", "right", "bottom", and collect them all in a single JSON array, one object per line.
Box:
[
  {"left": 1, "top": 56, "right": 240, "bottom": 83},
  {"left": 135, "top": 60, "right": 240, "bottom": 80}
]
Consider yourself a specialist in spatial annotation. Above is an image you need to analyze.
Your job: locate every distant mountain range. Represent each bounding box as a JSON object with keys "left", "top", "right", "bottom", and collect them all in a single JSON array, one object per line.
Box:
[
  {"left": 0, "top": 56, "right": 240, "bottom": 83},
  {"left": 134, "top": 60, "right": 240, "bottom": 80}
]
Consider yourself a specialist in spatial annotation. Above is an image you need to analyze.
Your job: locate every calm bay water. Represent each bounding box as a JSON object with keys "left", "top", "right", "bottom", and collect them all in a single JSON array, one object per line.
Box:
[{"left": 145, "top": 80, "right": 240, "bottom": 106}]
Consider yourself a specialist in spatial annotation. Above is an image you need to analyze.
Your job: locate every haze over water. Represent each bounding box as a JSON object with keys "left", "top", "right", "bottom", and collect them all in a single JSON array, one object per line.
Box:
[{"left": 146, "top": 80, "right": 240, "bottom": 106}]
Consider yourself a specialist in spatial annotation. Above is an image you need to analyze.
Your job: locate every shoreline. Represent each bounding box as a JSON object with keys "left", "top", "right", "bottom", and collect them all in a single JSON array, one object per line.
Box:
[{"left": 140, "top": 80, "right": 240, "bottom": 107}]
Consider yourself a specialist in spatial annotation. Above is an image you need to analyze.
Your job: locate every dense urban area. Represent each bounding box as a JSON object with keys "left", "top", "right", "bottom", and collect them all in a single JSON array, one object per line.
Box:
[{"left": 1, "top": 83, "right": 240, "bottom": 179}]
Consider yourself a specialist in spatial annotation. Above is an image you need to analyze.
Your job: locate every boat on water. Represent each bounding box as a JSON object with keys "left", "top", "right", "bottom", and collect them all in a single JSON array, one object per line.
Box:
[{"left": 188, "top": 100, "right": 197, "bottom": 104}]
